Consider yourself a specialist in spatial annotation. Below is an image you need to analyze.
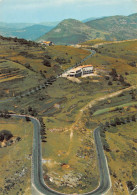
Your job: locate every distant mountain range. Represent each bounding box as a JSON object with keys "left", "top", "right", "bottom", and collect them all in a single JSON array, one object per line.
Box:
[
  {"left": 0, "top": 24, "right": 54, "bottom": 41},
  {"left": 0, "top": 22, "right": 34, "bottom": 29},
  {"left": 82, "top": 16, "right": 105, "bottom": 23},
  {"left": 0, "top": 13, "right": 137, "bottom": 43},
  {"left": 38, "top": 13, "right": 137, "bottom": 45}
]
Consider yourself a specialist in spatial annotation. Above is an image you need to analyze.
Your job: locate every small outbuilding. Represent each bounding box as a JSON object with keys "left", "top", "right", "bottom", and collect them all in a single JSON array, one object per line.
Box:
[{"left": 40, "top": 41, "right": 54, "bottom": 46}]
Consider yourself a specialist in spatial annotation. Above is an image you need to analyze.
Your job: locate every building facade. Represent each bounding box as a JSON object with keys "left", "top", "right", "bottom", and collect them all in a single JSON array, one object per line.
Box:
[{"left": 68, "top": 65, "right": 93, "bottom": 77}]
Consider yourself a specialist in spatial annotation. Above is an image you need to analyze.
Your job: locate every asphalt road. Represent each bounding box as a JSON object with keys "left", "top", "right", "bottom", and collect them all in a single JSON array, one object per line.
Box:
[
  {"left": 1, "top": 49, "right": 111, "bottom": 194},
  {"left": 60, "top": 50, "right": 96, "bottom": 76},
  {"left": 31, "top": 119, "right": 111, "bottom": 195},
  {"left": 31, "top": 123, "right": 111, "bottom": 195},
  {"left": 10, "top": 115, "right": 111, "bottom": 195}
]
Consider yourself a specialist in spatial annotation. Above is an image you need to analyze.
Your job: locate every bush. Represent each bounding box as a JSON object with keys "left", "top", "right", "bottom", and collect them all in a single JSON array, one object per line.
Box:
[
  {"left": 55, "top": 57, "right": 70, "bottom": 64},
  {"left": 128, "top": 61, "right": 136, "bottom": 67},
  {"left": 109, "top": 68, "right": 118, "bottom": 78},
  {"left": 43, "top": 59, "right": 51, "bottom": 67},
  {"left": 44, "top": 54, "right": 51, "bottom": 59},
  {"left": 131, "top": 115, "right": 136, "bottom": 122},
  {"left": 126, "top": 181, "right": 134, "bottom": 190},
  {"left": 26, "top": 117, "right": 31, "bottom": 122},
  {"left": 108, "top": 81, "right": 112, "bottom": 85},
  {"left": 0, "top": 130, "right": 13, "bottom": 141},
  {"left": 24, "top": 63, "right": 31, "bottom": 69}
]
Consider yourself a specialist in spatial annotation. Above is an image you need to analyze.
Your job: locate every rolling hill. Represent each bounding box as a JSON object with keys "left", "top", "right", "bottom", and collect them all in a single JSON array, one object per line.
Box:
[
  {"left": 37, "top": 13, "right": 137, "bottom": 45},
  {"left": 85, "top": 13, "right": 137, "bottom": 41},
  {"left": 37, "top": 19, "right": 107, "bottom": 45}
]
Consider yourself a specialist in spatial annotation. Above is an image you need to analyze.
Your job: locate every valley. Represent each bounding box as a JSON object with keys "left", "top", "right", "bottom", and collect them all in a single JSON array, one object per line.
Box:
[{"left": 0, "top": 35, "right": 137, "bottom": 195}]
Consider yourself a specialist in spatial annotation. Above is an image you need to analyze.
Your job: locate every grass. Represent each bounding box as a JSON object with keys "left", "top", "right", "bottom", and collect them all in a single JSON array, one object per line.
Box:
[
  {"left": 93, "top": 101, "right": 137, "bottom": 116},
  {"left": 0, "top": 117, "right": 33, "bottom": 195},
  {"left": 88, "top": 89, "right": 137, "bottom": 194},
  {"left": 105, "top": 122, "right": 137, "bottom": 195},
  {"left": 42, "top": 121, "right": 99, "bottom": 194},
  {"left": 0, "top": 37, "right": 137, "bottom": 194},
  {"left": 0, "top": 37, "right": 91, "bottom": 99},
  {"left": 46, "top": 45, "right": 90, "bottom": 70},
  {"left": 37, "top": 19, "right": 106, "bottom": 45},
  {"left": 81, "top": 40, "right": 137, "bottom": 85},
  {"left": 80, "top": 39, "right": 109, "bottom": 46}
]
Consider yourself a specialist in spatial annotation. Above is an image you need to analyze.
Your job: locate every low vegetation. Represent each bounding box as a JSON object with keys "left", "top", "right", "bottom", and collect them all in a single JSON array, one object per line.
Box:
[
  {"left": 0, "top": 36, "right": 137, "bottom": 194},
  {"left": 0, "top": 117, "right": 33, "bottom": 195}
]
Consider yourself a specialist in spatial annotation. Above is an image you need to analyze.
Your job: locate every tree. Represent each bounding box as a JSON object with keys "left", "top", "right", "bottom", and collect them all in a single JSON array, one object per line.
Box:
[
  {"left": 26, "top": 116, "right": 31, "bottom": 122},
  {"left": 110, "top": 120, "right": 116, "bottom": 127},
  {"left": 120, "top": 117, "right": 126, "bottom": 124},
  {"left": 131, "top": 115, "right": 136, "bottom": 122},
  {"left": 115, "top": 117, "right": 121, "bottom": 125},
  {"left": 28, "top": 106, "right": 32, "bottom": 112},
  {"left": 126, "top": 181, "right": 134, "bottom": 190},
  {"left": 128, "top": 61, "right": 136, "bottom": 67},
  {"left": 108, "top": 81, "right": 112, "bottom": 85},
  {"left": 126, "top": 116, "right": 130, "bottom": 123},
  {"left": 119, "top": 75, "right": 124, "bottom": 83},
  {"left": 105, "top": 121, "right": 110, "bottom": 127},
  {"left": 109, "top": 68, "right": 118, "bottom": 78},
  {"left": 43, "top": 59, "right": 51, "bottom": 67},
  {"left": 24, "top": 63, "right": 31, "bottom": 69},
  {"left": 0, "top": 130, "right": 13, "bottom": 141},
  {"left": 103, "top": 141, "right": 111, "bottom": 152}
]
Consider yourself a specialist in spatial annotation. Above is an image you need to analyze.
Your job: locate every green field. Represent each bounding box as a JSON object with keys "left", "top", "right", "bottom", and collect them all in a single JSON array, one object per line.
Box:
[
  {"left": 0, "top": 36, "right": 137, "bottom": 194},
  {"left": 0, "top": 117, "right": 33, "bottom": 195}
]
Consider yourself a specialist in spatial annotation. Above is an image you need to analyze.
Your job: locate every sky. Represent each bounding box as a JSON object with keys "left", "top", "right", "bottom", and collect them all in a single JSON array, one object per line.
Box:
[{"left": 0, "top": 0, "right": 137, "bottom": 23}]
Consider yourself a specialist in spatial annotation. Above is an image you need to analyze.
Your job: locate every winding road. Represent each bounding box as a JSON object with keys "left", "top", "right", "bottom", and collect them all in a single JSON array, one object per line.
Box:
[
  {"left": 0, "top": 49, "right": 112, "bottom": 195},
  {"left": 10, "top": 114, "right": 111, "bottom": 195},
  {"left": 2, "top": 85, "right": 136, "bottom": 195}
]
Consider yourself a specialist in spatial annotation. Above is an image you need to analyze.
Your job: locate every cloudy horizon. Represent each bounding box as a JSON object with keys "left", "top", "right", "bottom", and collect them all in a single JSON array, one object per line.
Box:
[{"left": 0, "top": 0, "right": 137, "bottom": 23}]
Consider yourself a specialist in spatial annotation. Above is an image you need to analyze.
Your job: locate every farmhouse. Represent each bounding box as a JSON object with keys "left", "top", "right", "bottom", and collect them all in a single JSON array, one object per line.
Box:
[
  {"left": 68, "top": 65, "right": 93, "bottom": 77},
  {"left": 40, "top": 41, "right": 54, "bottom": 46}
]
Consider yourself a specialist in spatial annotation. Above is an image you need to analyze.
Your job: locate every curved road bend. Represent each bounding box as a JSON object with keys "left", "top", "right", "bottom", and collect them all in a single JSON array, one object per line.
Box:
[
  {"left": 10, "top": 114, "right": 111, "bottom": 195},
  {"left": 60, "top": 50, "right": 96, "bottom": 77}
]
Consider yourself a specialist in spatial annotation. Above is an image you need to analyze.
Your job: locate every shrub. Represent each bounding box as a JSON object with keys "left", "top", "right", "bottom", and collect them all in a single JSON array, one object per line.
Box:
[
  {"left": 108, "top": 81, "right": 112, "bottom": 85},
  {"left": 128, "top": 61, "right": 136, "bottom": 67},
  {"left": 0, "top": 130, "right": 13, "bottom": 141},
  {"left": 131, "top": 115, "right": 136, "bottom": 122},
  {"left": 26, "top": 117, "right": 31, "bottom": 122},
  {"left": 126, "top": 181, "right": 134, "bottom": 190},
  {"left": 43, "top": 59, "right": 51, "bottom": 67},
  {"left": 109, "top": 68, "right": 118, "bottom": 78}
]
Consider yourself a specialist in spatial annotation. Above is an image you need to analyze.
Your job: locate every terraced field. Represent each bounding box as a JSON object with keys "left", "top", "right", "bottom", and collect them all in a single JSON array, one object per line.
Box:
[{"left": 0, "top": 36, "right": 137, "bottom": 194}]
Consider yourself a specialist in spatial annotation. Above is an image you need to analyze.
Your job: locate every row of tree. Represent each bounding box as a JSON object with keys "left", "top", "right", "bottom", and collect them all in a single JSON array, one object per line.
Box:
[
  {"left": 108, "top": 68, "right": 131, "bottom": 87},
  {"left": 100, "top": 114, "right": 137, "bottom": 152},
  {"left": 39, "top": 117, "right": 47, "bottom": 142}
]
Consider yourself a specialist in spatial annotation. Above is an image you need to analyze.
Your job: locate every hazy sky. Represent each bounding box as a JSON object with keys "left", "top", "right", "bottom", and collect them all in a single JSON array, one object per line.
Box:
[{"left": 0, "top": 0, "right": 137, "bottom": 23}]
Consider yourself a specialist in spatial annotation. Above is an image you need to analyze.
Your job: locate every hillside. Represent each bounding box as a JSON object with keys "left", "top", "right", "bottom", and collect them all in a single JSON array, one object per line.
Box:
[
  {"left": 0, "top": 35, "right": 137, "bottom": 194},
  {"left": 0, "top": 24, "right": 53, "bottom": 41},
  {"left": 37, "top": 13, "right": 137, "bottom": 45},
  {"left": 86, "top": 13, "right": 137, "bottom": 41},
  {"left": 37, "top": 19, "right": 106, "bottom": 45},
  {"left": 0, "top": 35, "right": 90, "bottom": 99}
]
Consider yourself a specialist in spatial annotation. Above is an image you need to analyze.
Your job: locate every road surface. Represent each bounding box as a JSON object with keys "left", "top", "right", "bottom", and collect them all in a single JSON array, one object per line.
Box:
[
  {"left": 0, "top": 48, "right": 112, "bottom": 194},
  {"left": 10, "top": 114, "right": 111, "bottom": 195}
]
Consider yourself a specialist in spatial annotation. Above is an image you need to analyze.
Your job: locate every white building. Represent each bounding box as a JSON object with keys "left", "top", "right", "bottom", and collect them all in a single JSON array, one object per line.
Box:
[{"left": 67, "top": 65, "right": 93, "bottom": 77}]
